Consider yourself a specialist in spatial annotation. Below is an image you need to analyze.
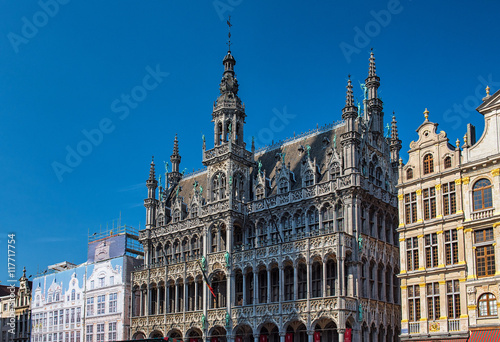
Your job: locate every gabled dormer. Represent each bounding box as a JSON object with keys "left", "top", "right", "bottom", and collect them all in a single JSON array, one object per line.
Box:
[
  {"left": 301, "top": 152, "right": 317, "bottom": 187},
  {"left": 253, "top": 164, "right": 269, "bottom": 200}
]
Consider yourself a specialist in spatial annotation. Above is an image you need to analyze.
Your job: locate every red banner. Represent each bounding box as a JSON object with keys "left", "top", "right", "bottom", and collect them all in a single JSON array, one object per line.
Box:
[
  {"left": 285, "top": 333, "right": 293, "bottom": 342},
  {"left": 344, "top": 328, "right": 352, "bottom": 342},
  {"left": 235, "top": 337, "right": 243, "bottom": 342},
  {"left": 260, "top": 335, "right": 268, "bottom": 342},
  {"left": 211, "top": 338, "right": 218, "bottom": 342},
  {"left": 314, "top": 331, "right": 321, "bottom": 342}
]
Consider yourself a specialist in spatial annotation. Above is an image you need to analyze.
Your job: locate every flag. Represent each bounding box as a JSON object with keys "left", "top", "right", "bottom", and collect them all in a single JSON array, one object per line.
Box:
[{"left": 198, "top": 260, "right": 216, "bottom": 298}]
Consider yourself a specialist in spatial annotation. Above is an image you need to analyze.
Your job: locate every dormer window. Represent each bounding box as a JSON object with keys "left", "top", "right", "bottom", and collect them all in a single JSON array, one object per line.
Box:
[
  {"left": 304, "top": 170, "right": 314, "bottom": 187},
  {"left": 423, "top": 154, "right": 434, "bottom": 174},
  {"left": 173, "top": 209, "right": 181, "bottom": 223},
  {"left": 191, "top": 205, "right": 198, "bottom": 218},
  {"left": 444, "top": 156, "right": 452, "bottom": 169},
  {"left": 406, "top": 168, "right": 413, "bottom": 180},
  {"left": 256, "top": 185, "right": 264, "bottom": 200},
  {"left": 330, "top": 163, "right": 341, "bottom": 180},
  {"left": 278, "top": 179, "right": 288, "bottom": 194}
]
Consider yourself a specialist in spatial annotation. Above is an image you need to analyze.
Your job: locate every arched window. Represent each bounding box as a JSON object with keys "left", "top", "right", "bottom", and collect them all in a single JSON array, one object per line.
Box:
[
  {"left": 257, "top": 220, "right": 267, "bottom": 246},
  {"left": 247, "top": 224, "right": 255, "bottom": 248},
  {"left": 191, "top": 236, "right": 200, "bottom": 257},
  {"left": 473, "top": 179, "right": 493, "bottom": 211},
  {"left": 444, "top": 156, "right": 452, "bottom": 169},
  {"left": 211, "top": 229, "right": 217, "bottom": 253},
  {"left": 335, "top": 202, "right": 344, "bottom": 232},
  {"left": 297, "top": 263, "right": 307, "bottom": 299},
  {"left": 270, "top": 267, "right": 279, "bottom": 302},
  {"left": 308, "top": 207, "right": 319, "bottom": 232},
  {"left": 156, "top": 244, "right": 164, "bottom": 264},
  {"left": 330, "top": 162, "right": 341, "bottom": 180},
  {"left": 311, "top": 261, "right": 322, "bottom": 298},
  {"left": 294, "top": 211, "right": 306, "bottom": 236},
  {"left": 217, "top": 122, "right": 223, "bottom": 145},
  {"left": 173, "top": 240, "right": 180, "bottom": 261},
  {"left": 258, "top": 269, "right": 267, "bottom": 303},
  {"left": 375, "top": 167, "right": 383, "bottom": 187},
  {"left": 284, "top": 265, "right": 294, "bottom": 301},
  {"left": 191, "top": 205, "right": 198, "bottom": 218},
  {"left": 423, "top": 154, "right": 434, "bottom": 174},
  {"left": 281, "top": 214, "right": 292, "bottom": 239},
  {"left": 326, "top": 259, "right": 336, "bottom": 296},
  {"left": 173, "top": 209, "right": 181, "bottom": 223},
  {"left": 182, "top": 238, "right": 189, "bottom": 260},
  {"left": 304, "top": 170, "right": 314, "bottom": 187},
  {"left": 255, "top": 185, "right": 264, "bottom": 200},
  {"left": 478, "top": 293, "right": 498, "bottom": 317},
  {"left": 233, "top": 225, "right": 243, "bottom": 249},
  {"left": 71, "top": 289, "right": 75, "bottom": 301},
  {"left": 235, "top": 270, "right": 243, "bottom": 306},
  {"left": 321, "top": 205, "right": 333, "bottom": 232},
  {"left": 278, "top": 178, "right": 289, "bottom": 194},
  {"left": 157, "top": 214, "right": 164, "bottom": 226},
  {"left": 165, "top": 242, "right": 172, "bottom": 262},
  {"left": 212, "top": 172, "right": 226, "bottom": 201},
  {"left": 233, "top": 173, "right": 245, "bottom": 200},
  {"left": 406, "top": 168, "right": 413, "bottom": 180}
]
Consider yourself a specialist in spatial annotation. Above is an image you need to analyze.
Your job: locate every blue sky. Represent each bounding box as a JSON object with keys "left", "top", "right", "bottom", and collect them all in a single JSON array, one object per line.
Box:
[{"left": 1, "top": 0, "right": 499, "bottom": 284}]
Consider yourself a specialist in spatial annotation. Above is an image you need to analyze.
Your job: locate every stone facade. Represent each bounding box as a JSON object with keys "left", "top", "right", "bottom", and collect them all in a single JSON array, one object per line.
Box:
[
  {"left": 132, "top": 48, "right": 401, "bottom": 342},
  {"left": 397, "top": 88, "right": 500, "bottom": 340}
]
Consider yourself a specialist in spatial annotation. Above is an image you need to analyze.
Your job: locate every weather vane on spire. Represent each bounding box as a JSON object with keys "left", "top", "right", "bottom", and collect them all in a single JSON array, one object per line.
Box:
[{"left": 227, "top": 15, "right": 232, "bottom": 52}]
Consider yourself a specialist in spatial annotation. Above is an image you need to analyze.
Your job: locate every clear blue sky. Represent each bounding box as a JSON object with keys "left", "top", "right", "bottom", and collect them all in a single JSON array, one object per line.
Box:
[{"left": 1, "top": 0, "right": 498, "bottom": 284}]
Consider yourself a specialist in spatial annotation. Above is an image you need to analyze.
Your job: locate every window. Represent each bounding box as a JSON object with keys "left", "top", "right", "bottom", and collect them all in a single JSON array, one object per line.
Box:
[
  {"left": 98, "top": 277, "right": 105, "bottom": 287},
  {"left": 425, "top": 233, "right": 438, "bottom": 268},
  {"left": 109, "top": 276, "right": 114, "bottom": 285},
  {"left": 308, "top": 207, "right": 319, "bottom": 232},
  {"left": 405, "top": 192, "right": 417, "bottom": 224},
  {"left": 445, "top": 230, "right": 459, "bottom": 265},
  {"left": 235, "top": 272, "right": 243, "bottom": 306},
  {"left": 90, "top": 281, "right": 94, "bottom": 290},
  {"left": 258, "top": 270, "right": 267, "bottom": 303},
  {"left": 408, "top": 285, "right": 421, "bottom": 322},
  {"left": 85, "top": 297, "right": 93, "bottom": 318},
  {"left": 427, "top": 282, "right": 440, "bottom": 321},
  {"left": 475, "top": 228, "right": 496, "bottom": 277},
  {"left": 444, "top": 156, "right": 452, "bottom": 169},
  {"left": 336, "top": 203, "right": 344, "bottom": 232},
  {"left": 406, "top": 237, "right": 419, "bottom": 271},
  {"left": 109, "top": 293, "right": 117, "bottom": 313},
  {"left": 330, "top": 163, "right": 340, "bottom": 180},
  {"left": 297, "top": 263, "right": 307, "bottom": 299},
  {"left": 76, "top": 332, "right": 80, "bottom": 342},
  {"left": 284, "top": 266, "right": 294, "bottom": 301},
  {"left": 257, "top": 221, "right": 267, "bottom": 246},
  {"left": 423, "top": 187, "right": 436, "bottom": 220},
  {"left": 447, "top": 280, "right": 460, "bottom": 319},
  {"left": 71, "top": 289, "right": 75, "bottom": 301},
  {"left": 86, "top": 325, "right": 93, "bottom": 342},
  {"left": 76, "top": 308, "right": 81, "bottom": 324},
  {"left": 406, "top": 168, "right": 413, "bottom": 180},
  {"left": 70, "top": 308, "right": 75, "bottom": 324},
  {"left": 443, "top": 182, "right": 456, "bottom": 216},
  {"left": 281, "top": 215, "right": 292, "bottom": 239},
  {"left": 294, "top": 212, "right": 305, "bottom": 236},
  {"left": 97, "top": 295, "right": 105, "bottom": 315},
  {"left": 304, "top": 170, "right": 314, "bottom": 187},
  {"left": 278, "top": 178, "right": 288, "bottom": 194},
  {"left": 478, "top": 293, "right": 498, "bottom": 317},
  {"left": 96, "top": 323, "right": 104, "bottom": 342},
  {"left": 423, "top": 154, "right": 434, "bottom": 174},
  {"left": 255, "top": 185, "right": 264, "bottom": 200},
  {"left": 473, "top": 179, "right": 492, "bottom": 211},
  {"left": 173, "top": 209, "right": 181, "bottom": 223},
  {"left": 191, "top": 205, "right": 198, "bottom": 218},
  {"left": 108, "top": 322, "right": 117, "bottom": 341},
  {"left": 212, "top": 172, "right": 226, "bottom": 201},
  {"left": 311, "top": 262, "right": 322, "bottom": 298},
  {"left": 271, "top": 268, "right": 279, "bottom": 302}
]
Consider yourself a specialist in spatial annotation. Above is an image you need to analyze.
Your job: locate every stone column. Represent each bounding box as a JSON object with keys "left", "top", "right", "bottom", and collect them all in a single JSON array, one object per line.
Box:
[
  {"left": 185, "top": 282, "right": 189, "bottom": 312},
  {"left": 437, "top": 230, "right": 445, "bottom": 267},
  {"left": 254, "top": 270, "right": 258, "bottom": 305},
  {"left": 294, "top": 264, "right": 298, "bottom": 301},
  {"left": 157, "top": 286, "right": 161, "bottom": 314},
  {"left": 175, "top": 283, "right": 179, "bottom": 312},
  {"left": 338, "top": 329, "right": 345, "bottom": 342},
  {"left": 279, "top": 265, "right": 284, "bottom": 303},
  {"left": 307, "top": 260, "right": 311, "bottom": 300},
  {"left": 267, "top": 269, "right": 271, "bottom": 303},
  {"left": 322, "top": 260, "right": 327, "bottom": 298},
  {"left": 194, "top": 281, "right": 198, "bottom": 311},
  {"left": 307, "top": 330, "right": 314, "bottom": 342},
  {"left": 457, "top": 226, "right": 465, "bottom": 265},
  {"left": 464, "top": 228, "right": 475, "bottom": 278},
  {"left": 243, "top": 270, "right": 247, "bottom": 305}
]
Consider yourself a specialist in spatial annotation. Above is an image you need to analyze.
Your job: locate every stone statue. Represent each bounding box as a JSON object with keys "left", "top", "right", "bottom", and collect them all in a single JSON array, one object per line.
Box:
[
  {"left": 224, "top": 251, "right": 230, "bottom": 268},
  {"left": 305, "top": 144, "right": 311, "bottom": 157},
  {"left": 201, "top": 256, "right": 207, "bottom": 270},
  {"left": 164, "top": 161, "right": 169, "bottom": 174},
  {"left": 358, "top": 236, "right": 363, "bottom": 252},
  {"left": 225, "top": 311, "right": 230, "bottom": 328},
  {"left": 333, "top": 134, "right": 337, "bottom": 150},
  {"left": 358, "top": 303, "right": 363, "bottom": 321},
  {"left": 201, "top": 314, "right": 207, "bottom": 330},
  {"left": 258, "top": 160, "right": 262, "bottom": 174},
  {"left": 360, "top": 82, "right": 368, "bottom": 100},
  {"left": 385, "top": 123, "right": 391, "bottom": 138}
]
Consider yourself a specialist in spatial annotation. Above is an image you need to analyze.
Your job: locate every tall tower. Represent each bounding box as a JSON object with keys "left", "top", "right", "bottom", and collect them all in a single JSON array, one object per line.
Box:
[
  {"left": 341, "top": 76, "right": 361, "bottom": 174},
  {"left": 168, "top": 134, "right": 182, "bottom": 188},
  {"left": 365, "top": 50, "right": 383, "bottom": 134},
  {"left": 144, "top": 157, "right": 157, "bottom": 230}
]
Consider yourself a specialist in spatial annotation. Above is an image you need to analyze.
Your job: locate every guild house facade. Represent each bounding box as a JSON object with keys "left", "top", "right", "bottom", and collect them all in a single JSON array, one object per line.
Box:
[
  {"left": 131, "top": 43, "right": 401, "bottom": 342},
  {"left": 398, "top": 88, "right": 500, "bottom": 341}
]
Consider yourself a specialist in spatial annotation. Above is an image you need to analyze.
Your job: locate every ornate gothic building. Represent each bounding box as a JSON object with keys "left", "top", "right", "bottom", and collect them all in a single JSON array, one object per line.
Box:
[{"left": 131, "top": 46, "right": 401, "bottom": 342}]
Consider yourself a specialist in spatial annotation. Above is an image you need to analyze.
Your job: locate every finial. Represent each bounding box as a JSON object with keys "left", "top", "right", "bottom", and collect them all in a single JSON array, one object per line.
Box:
[
  {"left": 368, "top": 49, "right": 376, "bottom": 77},
  {"left": 463, "top": 134, "right": 467, "bottom": 145},
  {"left": 226, "top": 16, "right": 232, "bottom": 53},
  {"left": 423, "top": 108, "right": 429, "bottom": 121},
  {"left": 345, "top": 76, "right": 354, "bottom": 107},
  {"left": 399, "top": 158, "right": 403, "bottom": 166},
  {"left": 456, "top": 138, "right": 460, "bottom": 148},
  {"left": 486, "top": 85, "right": 490, "bottom": 96}
]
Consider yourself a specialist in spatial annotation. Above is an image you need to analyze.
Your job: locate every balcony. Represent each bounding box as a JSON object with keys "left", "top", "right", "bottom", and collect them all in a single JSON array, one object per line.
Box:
[
  {"left": 409, "top": 322, "right": 420, "bottom": 334},
  {"left": 448, "top": 318, "right": 460, "bottom": 332},
  {"left": 471, "top": 208, "right": 494, "bottom": 220}
]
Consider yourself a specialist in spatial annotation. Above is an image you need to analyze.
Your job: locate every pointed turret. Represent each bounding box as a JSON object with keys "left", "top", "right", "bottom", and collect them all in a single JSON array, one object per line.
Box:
[
  {"left": 167, "top": 135, "right": 182, "bottom": 188},
  {"left": 365, "top": 49, "right": 383, "bottom": 134},
  {"left": 146, "top": 156, "right": 158, "bottom": 199},
  {"left": 342, "top": 76, "right": 358, "bottom": 120},
  {"left": 211, "top": 17, "right": 246, "bottom": 148},
  {"left": 390, "top": 114, "right": 402, "bottom": 165},
  {"left": 145, "top": 157, "right": 158, "bottom": 230}
]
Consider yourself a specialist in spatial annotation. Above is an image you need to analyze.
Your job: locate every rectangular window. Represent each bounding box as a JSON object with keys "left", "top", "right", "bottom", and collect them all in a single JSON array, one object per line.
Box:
[
  {"left": 86, "top": 297, "right": 94, "bottom": 316},
  {"left": 408, "top": 285, "right": 421, "bottom": 322},
  {"left": 405, "top": 192, "right": 417, "bottom": 224},
  {"left": 425, "top": 233, "right": 438, "bottom": 268},
  {"left": 406, "top": 237, "right": 419, "bottom": 271},
  {"left": 427, "top": 282, "right": 440, "bottom": 320},
  {"left": 476, "top": 245, "right": 496, "bottom": 277},
  {"left": 447, "top": 280, "right": 460, "bottom": 319},
  {"left": 86, "top": 325, "right": 93, "bottom": 342},
  {"left": 76, "top": 332, "right": 80, "bottom": 342},
  {"left": 76, "top": 308, "right": 81, "bottom": 324},
  {"left": 97, "top": 295, "right": 105, "bottom": 315},
  {"left": 475, "top": 228, "right": 494, "bottom": 243},
  {"left": 109, "top": 276, "right": 114, "bottom": 286},
  {"left": 109, "top": 293, "right": 117, "bottom": 313},
  {"left": 98, "top": 277, "right": 105, "bottom": 287},
  {"left": 445, "top": 230, "right": 459, "bottom": 265},
  {"left": 96, "top": 323, "right": 104, "bottom": 342},
  {"left": 442, "top": 182, "right": 456, "bottom": 216},
  {"left": 423, "top": 187, "right": 437, "bottom": 220},
  {"left": 90, "top": 280, "right": 94, "bottom": 290},
  {"left": 108, "top": 322, "right": 117, "bottom": 342}
]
